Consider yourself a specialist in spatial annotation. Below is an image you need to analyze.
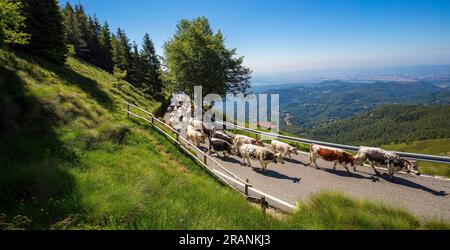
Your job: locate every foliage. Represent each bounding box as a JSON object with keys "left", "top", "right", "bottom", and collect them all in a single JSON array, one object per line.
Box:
[
  {"left": 0, "top": 0, "right": 30, "bottom": 46},
  {"left": 17, "top": 0, "right": 67, "bottom": 64},
  {"left": 164, "top": 17, "right": 251, "bottom": 96}
]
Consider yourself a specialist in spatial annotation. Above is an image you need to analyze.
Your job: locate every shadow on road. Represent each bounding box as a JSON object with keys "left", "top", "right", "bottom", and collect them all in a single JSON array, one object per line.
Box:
[
  {"left": 285, "top": 157, "right": 309, "bottom": 166},
  {"left": 379, "top": 174, "right": 448, "bottom": 196},
  {"left": 220, "top": 156, "right": 242, "bottom": 165},
  {"left": 254, "top": 169, "right": 301, "bottom": 183},
  {"left": 323, "top": 168, "right": 380, "bottom": 182}
]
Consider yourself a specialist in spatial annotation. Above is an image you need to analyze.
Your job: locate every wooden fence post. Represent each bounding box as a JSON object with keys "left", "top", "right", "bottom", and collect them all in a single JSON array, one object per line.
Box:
[
  {"left": 245, "top": 179, "right": 250, "bottom": 196},
  {"left": 261, "top": 197, "right": 267, "bottom": 215}
]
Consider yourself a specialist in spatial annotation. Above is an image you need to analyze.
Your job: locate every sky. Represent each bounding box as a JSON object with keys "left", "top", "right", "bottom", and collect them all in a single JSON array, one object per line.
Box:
[{"left": 62, "top": 0, "right": 450, "bottom": 77}]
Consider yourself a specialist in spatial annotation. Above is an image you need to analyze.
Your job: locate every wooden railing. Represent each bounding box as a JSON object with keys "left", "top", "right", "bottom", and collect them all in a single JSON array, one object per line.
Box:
[{"left": 124, "top": 102, "right": 297, "bottom": 213}]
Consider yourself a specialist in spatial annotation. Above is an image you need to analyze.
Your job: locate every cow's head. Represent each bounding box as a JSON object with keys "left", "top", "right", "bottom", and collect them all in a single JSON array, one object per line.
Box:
[
  {"left": 274, "top": 152, "right": 285, "bottom": 165},
  {"left": 199, "top": 134, "right": 207, "bottom": 144},
  {"left": 354, "top": 151, "right": 367, "bottom": 166},
  {"left": 230, "top": 145, "right": 237, "bottom": 155},
  {"left": 291, "top": 147, "right": 299, "bottom": 155},
  {"left": 255, "top": 139, "right": 265, "bottom": 147},
  {"left": 405, "top": 160, "right": 421, "bottom": 176}
]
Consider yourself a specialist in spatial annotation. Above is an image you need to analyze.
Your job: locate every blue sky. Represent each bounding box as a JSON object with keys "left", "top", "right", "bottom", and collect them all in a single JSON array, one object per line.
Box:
[{"left": 61, "top": 0, "right": 450, "bottom": 76}]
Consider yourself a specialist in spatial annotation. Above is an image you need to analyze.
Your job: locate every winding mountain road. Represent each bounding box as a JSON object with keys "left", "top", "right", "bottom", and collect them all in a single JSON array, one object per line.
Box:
[{"left": 164, "top": 116, "right": 450, "bottom": 219}]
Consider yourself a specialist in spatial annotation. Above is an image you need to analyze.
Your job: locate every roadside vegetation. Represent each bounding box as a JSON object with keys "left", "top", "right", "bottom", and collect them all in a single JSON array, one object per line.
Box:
[{"left": 1, "top": 49, "right": 449, "bottom": 230}]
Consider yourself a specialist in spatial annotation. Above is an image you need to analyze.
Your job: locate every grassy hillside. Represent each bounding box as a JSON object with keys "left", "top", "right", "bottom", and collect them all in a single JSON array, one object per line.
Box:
[
  {"left": 309, "top": 104, "right": 450, "bottom": 147},
  {"left": 0, "top": 49, "right": 448, "bottom": 229},
  {"left": 383, "top": 139, "right": 450, "bottom": 178}
]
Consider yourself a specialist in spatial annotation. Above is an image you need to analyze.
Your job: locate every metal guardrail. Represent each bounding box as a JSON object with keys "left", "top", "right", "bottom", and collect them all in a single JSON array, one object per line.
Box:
[
  {"left": 216, "top": 120, "right": 450, "bottom": 165},
  {"left": 124, "top": 102, "right": 297, "bottom": 212}
]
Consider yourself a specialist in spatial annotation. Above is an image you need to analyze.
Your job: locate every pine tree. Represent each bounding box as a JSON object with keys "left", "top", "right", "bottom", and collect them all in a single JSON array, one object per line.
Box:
[
  {"left": 128, "top": 41, "right": 143, "bottom": 87},
  {"left": 19, "top": 0, "right": 67, "bottom": 64},
  {"left": 98, "top": 22, "right": 113, "bottom": 72},
  {"left": 112, "top": 28, "right": 132, "bottom": 79},
  {"left": 63, "top": 2, "right": 85, "bottom": 56},
  {"left": 141, "top": 33, "right": 163, "bottom": 96}
]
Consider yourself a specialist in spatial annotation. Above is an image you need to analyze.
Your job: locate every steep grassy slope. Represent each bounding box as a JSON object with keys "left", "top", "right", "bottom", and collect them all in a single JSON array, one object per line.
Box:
[
  {"left": 0, "top": 49, "right": 448, "bottom": 229},
  {"left": 383, "top": 139, "right": 450, "bottom": 178}
]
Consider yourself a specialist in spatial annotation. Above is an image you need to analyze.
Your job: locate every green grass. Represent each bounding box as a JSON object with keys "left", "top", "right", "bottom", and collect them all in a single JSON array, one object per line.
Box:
[
  {"left": 383, "top": 139, "right": 450, "bottom": 178},
  {"left": 1, "top": 49, "right": 449, "bottom": 230}
]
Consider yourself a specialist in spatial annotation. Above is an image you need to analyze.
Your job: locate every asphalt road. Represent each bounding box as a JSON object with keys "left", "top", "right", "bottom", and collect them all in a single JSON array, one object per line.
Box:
[{"left": 165, "top": 117, "right": 450, "bottom": 219}]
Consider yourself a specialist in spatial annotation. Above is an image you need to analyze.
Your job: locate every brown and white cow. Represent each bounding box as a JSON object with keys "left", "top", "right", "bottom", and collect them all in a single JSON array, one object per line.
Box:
[{"left": 309, "top": 144, "right": 356, "bottom": 176}]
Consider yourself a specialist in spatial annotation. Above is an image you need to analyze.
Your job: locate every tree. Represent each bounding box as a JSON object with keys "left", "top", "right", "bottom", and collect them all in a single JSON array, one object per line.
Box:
[
  {"left": 63, "top": 2, "right": 85, "bottom": 56},
  {"left": 19, "top": 0, "right": 67, "bottom": 64},
  {"left": 141, "top": 33, "right": 163, "bottom": 96},
  {"left": 164, "top": 17, "right": 251, "bottom": 96},
  {"left": 98, "top": 22, "right": 113, "bottom": 72},
  {"left": 0, "top": 0, "right": 30, "bottom": 47},
  {"left": 112, "top": 28, "right": 132, "bottom": 81},
  {"left": 128, "top": 41, "right": 144, "bottom": 87}
]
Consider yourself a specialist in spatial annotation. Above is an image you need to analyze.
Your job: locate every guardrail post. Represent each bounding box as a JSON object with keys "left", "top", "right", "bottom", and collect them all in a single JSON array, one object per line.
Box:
[
  {"left": 261, "top": 197, "right": 267, "bottom": 215},
  {"left": 127, "top": 104, "right": 130, "bottom": 118},
  {"left": 245, "top": 179, "right": 250, "bottom": 196},
  {"left": 204, "top": 155, "right": 207, "bottom": 164}
]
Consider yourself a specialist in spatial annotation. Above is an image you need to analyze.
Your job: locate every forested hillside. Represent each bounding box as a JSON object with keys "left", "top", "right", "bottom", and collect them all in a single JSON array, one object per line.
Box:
[
  {"left": 262, "top": 80, "right": 450, "bottom": 134},
  {"left": 309, "top": 105, "right": 450, "bottom": 147}
]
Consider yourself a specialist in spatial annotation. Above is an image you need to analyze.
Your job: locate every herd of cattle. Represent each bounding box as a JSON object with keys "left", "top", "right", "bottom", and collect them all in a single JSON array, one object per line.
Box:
[{"left": 166, "top": 94, "right": 421, "bottom": 182}]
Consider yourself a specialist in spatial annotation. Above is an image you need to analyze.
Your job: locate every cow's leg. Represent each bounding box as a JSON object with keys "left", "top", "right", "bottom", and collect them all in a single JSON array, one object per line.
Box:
[
  {"left": 370, "top": 162, "right": 381, "bottom": 176},
  {"left": 241, "top": 157, "right": 246, "bottom": 166},
  {"left": 388, "top": 165, "right": 396, "bottom": 182},
  {"left": 343, "top": 163, "right": 352, "bottom": 176},
  {"left": 313, "top": 156, "right": 320, "bottom": 169},
  {"left": 333, "top": 161, "right": 337, "bottom": 171},
  {"left": 259, "top": 160, "right": 265, "bottom": 170}
]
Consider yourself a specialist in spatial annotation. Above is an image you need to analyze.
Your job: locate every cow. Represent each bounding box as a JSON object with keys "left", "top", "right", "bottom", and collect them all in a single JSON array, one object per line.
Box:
[
  {"left": 239, "top": 144, "right": 285, "bottom": 171},
  {"left": 190, "top": 119, "right": 204, "bottom": 132},
  {"left": 209, "top": 138, "right": 236, "bottom": 157},
  {"left": 202, "top": 123, "right": 216, "bottom": 138},
  {"left": 233, "top": 135, "right": 264, "bottom": 150},
  {"left": 355, "top": 147, "right": 420, "bottom": 181},
  {"left": 271, "top": 140, "right": 298, "bottom": 159},
  {"left": 186, "top": 126, "right": 206, "bottom": 147},
  {"left": 213, "top": 131, "right": 234, "bottom": 145},
  {"left": 309, "top": 144, "right": 356, "bottom": 176}
]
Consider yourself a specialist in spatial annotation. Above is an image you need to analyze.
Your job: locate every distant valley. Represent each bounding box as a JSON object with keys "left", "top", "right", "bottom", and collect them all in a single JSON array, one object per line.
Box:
[{"left": 252, "top": 80, "right": 450, "bottom": 146}]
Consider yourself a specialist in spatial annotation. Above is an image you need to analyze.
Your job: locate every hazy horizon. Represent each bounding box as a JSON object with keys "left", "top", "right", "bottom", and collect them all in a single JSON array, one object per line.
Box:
[{"left": 62, "top": 0, "right": 450, "bottom": 77}]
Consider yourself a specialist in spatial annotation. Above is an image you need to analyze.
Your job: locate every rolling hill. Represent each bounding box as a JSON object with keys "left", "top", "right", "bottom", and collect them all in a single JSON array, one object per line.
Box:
[
  {"left": 308, "top": 104, "right": 450, "bottom": 147},
  {"left": 0, "top": 49, "right": 448, "bottom": 229},
  {"left": 260, "top": 80, "right": 450, "bottom": 134}
]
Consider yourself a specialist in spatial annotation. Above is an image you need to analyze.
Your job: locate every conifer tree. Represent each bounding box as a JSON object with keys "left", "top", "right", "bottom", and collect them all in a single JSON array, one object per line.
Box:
[
  {"left": 98, "top": 22, "right": 113, "bottom": 72},
  {"left": 19, "top": 0, "right": 67, "bottom": 64},
  {"left": 141, "top": 33, "right": 163, "bottom": 95}
]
